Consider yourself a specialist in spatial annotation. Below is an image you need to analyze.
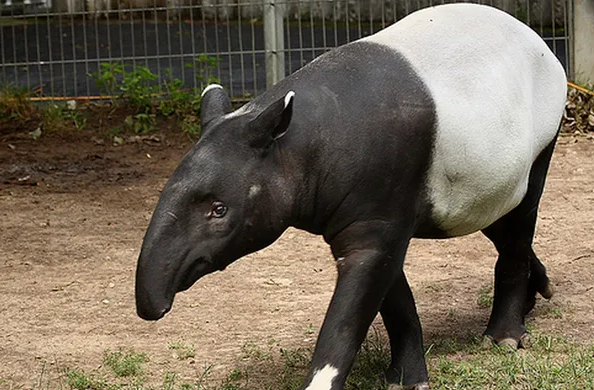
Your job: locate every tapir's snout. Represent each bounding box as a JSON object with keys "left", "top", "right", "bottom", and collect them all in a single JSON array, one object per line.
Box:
[
  {"left": 135, "top": 222, "right": 214, "bottom": 321},
  {"left": 135, "top": 278, "right": 172, "bottom": 321}
]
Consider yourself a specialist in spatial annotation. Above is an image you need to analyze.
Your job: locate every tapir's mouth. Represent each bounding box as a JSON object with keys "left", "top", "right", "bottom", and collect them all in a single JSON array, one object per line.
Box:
[
  {"left": 177, "top": 257, "right": 211, "bottom": 292},
  {"left": 143, "top": 304, "right": 171, "bottom": 321}
]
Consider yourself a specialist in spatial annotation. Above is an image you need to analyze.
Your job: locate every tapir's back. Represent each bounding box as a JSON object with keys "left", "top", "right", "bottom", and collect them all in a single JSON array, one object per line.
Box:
[{"left": 364, "top": 3, "right": 567, "bottom": 236}]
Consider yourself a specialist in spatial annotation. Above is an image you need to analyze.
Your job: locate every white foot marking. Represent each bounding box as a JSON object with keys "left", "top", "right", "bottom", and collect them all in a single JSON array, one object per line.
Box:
[
  {"left": 201, "top": 84, "right": 223, "bottom": 97},
  {"left": 305, "top": 364, "right": 339, "bottom": 390}
]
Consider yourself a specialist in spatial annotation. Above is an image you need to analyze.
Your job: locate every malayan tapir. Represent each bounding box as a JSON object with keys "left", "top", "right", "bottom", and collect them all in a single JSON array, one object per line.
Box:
[{"left": 135, "top": 3, "right": 567, "bottom": 390}]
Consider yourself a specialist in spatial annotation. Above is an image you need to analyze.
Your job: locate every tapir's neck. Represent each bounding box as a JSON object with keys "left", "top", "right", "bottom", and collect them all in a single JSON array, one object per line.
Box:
[{"left": 270, "top": 130, "right": 326, "bottom": 236}]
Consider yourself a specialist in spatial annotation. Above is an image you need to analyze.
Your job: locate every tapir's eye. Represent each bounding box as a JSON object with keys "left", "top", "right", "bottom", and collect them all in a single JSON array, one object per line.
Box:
[{"left": 210, "top": 202, "right": 228, "bottom": 218}]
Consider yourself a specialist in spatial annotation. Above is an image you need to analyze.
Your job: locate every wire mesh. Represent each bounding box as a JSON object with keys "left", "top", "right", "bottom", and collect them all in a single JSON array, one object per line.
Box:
[{"left": 0, "top": 0, "right": 572, "bottom": 100}]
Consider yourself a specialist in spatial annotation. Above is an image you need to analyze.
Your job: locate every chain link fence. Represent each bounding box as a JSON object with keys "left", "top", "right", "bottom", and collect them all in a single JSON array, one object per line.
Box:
[{"left": 0, "top": 0, "right": 571, "bottom": 100}]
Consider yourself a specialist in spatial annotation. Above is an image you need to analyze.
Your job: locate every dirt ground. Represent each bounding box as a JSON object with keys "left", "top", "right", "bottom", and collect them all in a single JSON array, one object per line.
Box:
[{"left": 1, "top": 127, "right": 593, "bottom": 389}]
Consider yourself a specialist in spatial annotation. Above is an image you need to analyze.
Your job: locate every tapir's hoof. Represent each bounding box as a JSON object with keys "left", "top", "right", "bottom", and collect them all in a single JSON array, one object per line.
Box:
[
  {"left": 388, "top": 383, "right": 430, "bottom": 390},
  {"left": 498, "top": 338, "right": 519, "bottom": 349},
  {"left": 540, "top": 281, "right": 554, "bottom": 300},
  {"left": 482, "top": 332, "right": 531, "bottom": 350},
  {"left": 519, "top": 332, "right": 532, "bottom": 349}
]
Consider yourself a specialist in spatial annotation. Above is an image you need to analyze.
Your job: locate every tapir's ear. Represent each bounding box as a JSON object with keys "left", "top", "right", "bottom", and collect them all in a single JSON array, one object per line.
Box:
[
  {"left": 248, "top": 91, "right": 294, "bottom": 149},
  {"left": 201, "top": 84, "right": 232, "bottom": 128}
]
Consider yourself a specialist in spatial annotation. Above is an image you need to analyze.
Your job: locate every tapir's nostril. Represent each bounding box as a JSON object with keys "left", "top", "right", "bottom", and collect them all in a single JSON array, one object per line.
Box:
[
  {"left": 159, "top": 305, "right": 171, "bottom": 318},
  {"left": 151, "top": 306, "right": 170, "bottom": 321}
]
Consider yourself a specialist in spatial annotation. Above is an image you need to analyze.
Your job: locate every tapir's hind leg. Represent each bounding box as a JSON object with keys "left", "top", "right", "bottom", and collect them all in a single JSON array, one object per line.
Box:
[
  {"left": 380, "top": 272, "right": 428, "bottom": 389},
  {"left": 481, "top": 137, "right": 557, "bottom": 348}
]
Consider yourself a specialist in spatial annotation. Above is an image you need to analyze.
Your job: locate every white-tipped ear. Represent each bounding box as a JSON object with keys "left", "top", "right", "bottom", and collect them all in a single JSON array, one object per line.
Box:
[
  {"left": 201, "top": 84, "right": 231, "bottom": 128},
  {"left": 284, "top": 91, "right": 295, "bottom": 108},
  {"left": 201, "top": 83, "right": 224, "bottom": 98},
  {"left": 247, "top": 92, "right": 294, "bottom": 149}
]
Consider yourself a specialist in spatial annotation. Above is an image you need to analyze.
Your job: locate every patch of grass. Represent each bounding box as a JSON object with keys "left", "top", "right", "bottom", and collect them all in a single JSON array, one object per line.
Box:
[
  {"left": 102, "top": 349, "right": 148, "bottom": 378},
  {"left": 42, "top": 103, "right": 87, "bottom": 132},
  {"left": 120, "top": 66, "right": 159, "bottom": 113},
  {"left": 162, "top": 372, "right": 198, "bottom": 390},
  {"left": 199, "top": 332, "right": 594, "bottom": 390},
  {"left": 216, "top": 367, "right": 249, "bottom": 390},
  {"left": 122, "top": 113, "right": 156, "bottom": 135},
  {"left": 90, "top": 62, "right": 125, "bottom": 104},
  {"left": 88, "top": 56, "right": 219, "bottom": 118},
  {"left": 240, "top": 341, "right": 274, "bottom": 363},
  {"left": 545, "top": 306, "right": 564, "bottom": 319},
  {"left": 180, "top": 115, "right": 201, "bottom": 137},
  {"left": 82, "top": 56, "right": 220, "bottom": 137},
  {"left": 427, "top": 334, "right": 594, "bottom": 390},
  {"left": 0, "top": 85, "right": 35, "bottom": 123},
  {"left": 159, "top": 69, "right": 196, "bottom": 118},
  {"left": 65, "top": 368, "right": 107, "bottom": 390},
  {"left": 29, "top": 331, "right": 594, "bottom": 390},
  {"left": 168, "top": 341, "right": 196, "bottom": 361},
  {"left": 426, "top": 335, "right": 482, "bottom": 356},
  {"left": 187, "top": 53, "right": 221, "bottom": 91},
  {"left": 345, "top": 333, "right": 390, "bottom": 390},
  {"left": 477, "top": 283, "right": 494, "bottom": 309}
]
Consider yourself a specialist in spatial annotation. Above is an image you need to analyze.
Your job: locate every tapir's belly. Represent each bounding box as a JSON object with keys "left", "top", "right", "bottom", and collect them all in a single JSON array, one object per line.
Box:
[{"left": 425, "top": 133, "right": 532, "bottom": 236}]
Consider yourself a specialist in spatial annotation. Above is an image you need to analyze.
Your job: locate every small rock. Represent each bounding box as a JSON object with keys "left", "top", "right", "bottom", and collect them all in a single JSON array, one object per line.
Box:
[
  {"left": 92, "top": 137, "right": 105, "bottom": 145},
  {"left": 108, "top": 282, "right": 115, "bottom": 288},
  {"left": 30, "top": 127, "right": 42, "bottom": 140},
  {"left": 102, "top": 299, "right": 110, "bottom": 304}
]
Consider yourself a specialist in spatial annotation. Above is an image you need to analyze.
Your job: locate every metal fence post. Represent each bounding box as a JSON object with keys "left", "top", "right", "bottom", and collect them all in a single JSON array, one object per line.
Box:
[
  {"left": 572, "top": 0, "right": 594, "bottom": 85},
  {"left": 264, "top": 0, "right": 285, "bottom": 88}
]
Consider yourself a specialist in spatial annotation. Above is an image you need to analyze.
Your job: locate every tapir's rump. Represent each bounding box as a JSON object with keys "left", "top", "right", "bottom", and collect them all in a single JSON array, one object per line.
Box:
[
  {"left": 136, "top": 4, "right": 567, "bottom": 390},
  {"left": 361, "top": 4, "right": 567, "bottom": 236}
]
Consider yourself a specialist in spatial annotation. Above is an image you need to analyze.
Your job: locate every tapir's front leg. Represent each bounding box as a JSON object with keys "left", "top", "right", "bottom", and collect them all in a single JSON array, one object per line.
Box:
[
  {"left": 301, "top": 249, "right": 395, "bottom": 390},
  {"left": 301, "top": 243, "right": 412, "bottom": 390}
]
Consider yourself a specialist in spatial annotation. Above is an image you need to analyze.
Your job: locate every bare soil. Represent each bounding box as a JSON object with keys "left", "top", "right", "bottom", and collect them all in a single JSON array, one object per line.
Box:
[{"left": 1, "top": 125, "right": 593, "bottom": 389}]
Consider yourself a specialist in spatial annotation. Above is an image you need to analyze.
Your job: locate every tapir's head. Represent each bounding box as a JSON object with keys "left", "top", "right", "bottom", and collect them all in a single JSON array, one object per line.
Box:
[{"left": 135, "top": 85, "right": 295, "bottom": 320}]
